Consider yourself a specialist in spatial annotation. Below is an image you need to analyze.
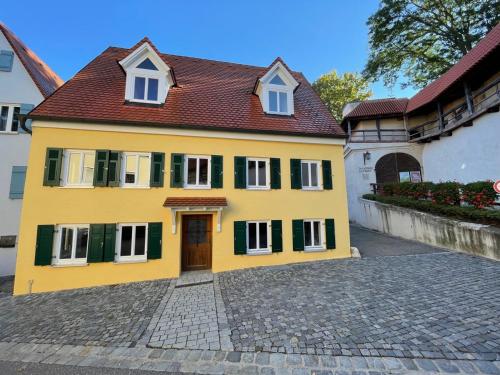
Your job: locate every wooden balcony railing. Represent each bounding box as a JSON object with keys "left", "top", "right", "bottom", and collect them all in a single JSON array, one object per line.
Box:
[{"left": 349, "top": 129, "right": 409, "bottom": 143}]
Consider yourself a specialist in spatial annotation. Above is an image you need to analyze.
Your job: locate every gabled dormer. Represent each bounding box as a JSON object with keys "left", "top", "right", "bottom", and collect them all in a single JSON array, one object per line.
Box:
[
  {"left": 255, "top": 58, "right": 299, "bottom": 116},
  {"left": 119, "top": 40, "right": 175, "bottom": 105}
]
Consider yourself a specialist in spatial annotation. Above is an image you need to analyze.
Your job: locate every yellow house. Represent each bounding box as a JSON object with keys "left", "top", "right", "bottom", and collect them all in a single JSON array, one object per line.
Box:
[{"left": 14, "top": 38, "right": 350, "bottom": 295}]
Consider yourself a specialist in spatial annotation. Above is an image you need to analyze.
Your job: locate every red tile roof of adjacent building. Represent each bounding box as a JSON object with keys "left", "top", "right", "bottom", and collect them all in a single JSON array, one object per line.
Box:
[
  {"left": 30, "top": 39, "right": 345, "bottom": 138},
  {"left": 0, "top": 22, "right": 63, "bottom": 98},
  {"left": 407, "top": 23, "right": 500, "bottom": 113},
  {"left": 343, "top": 98, "right": 408, "bottom": 120},
  {"left": 163, "top": 197, "right": 228, "bottom": 207}
]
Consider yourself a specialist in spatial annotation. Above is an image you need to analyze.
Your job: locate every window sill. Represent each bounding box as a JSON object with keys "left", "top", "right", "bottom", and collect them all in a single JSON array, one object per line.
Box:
[
  {"left": 246, "top": 250, "right": 272, "bottom": 256},
  {"left": 0, "top": 131, "right": 20, "bottom": 135},
  {"left": 246, "top": 186, "right": 271, "bottom": 191},
  {"left": 114, "top": 259, "right": 148, "bottom": 264},
  {"left": 120, "top": 186, "right": 151, "bottom": 189},
  {"left": 60, "top": 185, "right": 95, "bottom": 189},
  {"left": 183, "top": 185, "right": 211, "bottom": 190},
  {"left": 301, "top": 187, "right": 323, "bottom": 191},
  {"left": 304, "top": 247, "right": 327, "bottom": 253},
  {"left": 51, "top": 262, "right": 89, "bottom": 268}
]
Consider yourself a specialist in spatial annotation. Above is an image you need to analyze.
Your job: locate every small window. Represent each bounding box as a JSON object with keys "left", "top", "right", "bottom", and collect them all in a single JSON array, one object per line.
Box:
[
  {"left": 117, "top": 224, "right": 148, "bottom": 262},
  {"left": 0, "top": 104, "right": 20, "bottom": 132},
  {"left": 64, "top": 150, "right": 95, "bottom": 187},
  {"left": 268, "top": 91, "right": 288, "bottom": 114},
  {"left": 136, "top": 58, "right": 158, "bottom": 71},
  {"left": 54, "top": 225, "right": 89, "bottom": 265},
  {"left": 304, "top": 220, "right": 324, "bottom": 250},
  {"left": 301, "top": 160, "right": 321, "bottom": 189},
  {"left": 133, "top": 76, "right": 160, "bottom": 102},
  {"left": 0, "top": 50, "right": 14, "bottom": 72},
  {"left": 269, "top": 74, "right": 286, "bottom": 85},
  {"left": 184, "top": 155, "right": 210, "bottom": 188},
  {"left": 247, "top": 158, "right": 269, "bottom": 189},
  {"left": 122, "top": 153, "right": 151, "bottom": 187},
  {"left": 247, "top": 221, "right": 270, "bottom": 254}
]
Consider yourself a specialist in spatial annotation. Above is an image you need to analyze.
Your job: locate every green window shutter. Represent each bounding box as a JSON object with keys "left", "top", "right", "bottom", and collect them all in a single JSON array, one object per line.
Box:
[
  {"left": 234, "top": 156, "right": 247, "bottom": 189},
  {"left": 211, "top": 155, "right": 223, "bottom": 188},
  {"left": 34, "top": 225, "right": 54, "bottom": 266},
  {"left": 107, "top": 151, "right": 121, "bottom": 187},
  {"left": 270, "top": 158, "right": 281, "bottom": 189},
  {"left": 150, "top": 152, "right": 165, "bottom": 187},
  {"left": 271, "top": 220, "right": 283, "bottom": 252},
  {"left": 170, "top": 153, "right": 184, "bottom": 188},
  {"left": 43, "top": 148, "right": 62, "bottom": 186},
  {"left": 290, "top": 159, "right": 302, "bottom": 189},
  {"left": 325, "top": 219, "right": 336, "bottom": 249},
  {"left": 88, "top": 224, "right": 105, "bottom": 262},
  {"left": 234, "top": 221, "right": 247, "bottom": 254},
  {"left": 148, "top": 222, "right": 163, "bottom": 259},
  {"left": 93, "top": 150, "right": 109, "bottom": 187},
  {"left": 322, "top": 160, "right": 333, "bottom": 190},
  {"left": 102, "top": 224, "right": 116, "bottom": 262},
  {"left": 292, "top": 219, "right": 304, "bottom": 251}
]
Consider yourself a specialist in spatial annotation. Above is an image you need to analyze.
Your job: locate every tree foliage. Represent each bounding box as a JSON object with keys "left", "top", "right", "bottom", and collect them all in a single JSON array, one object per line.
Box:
[
  {"left": 364, "top": 0, "right": 500, "bottom": 89},
  {"left": 312, "top": 71, "right": 372, "bottom": 121}
]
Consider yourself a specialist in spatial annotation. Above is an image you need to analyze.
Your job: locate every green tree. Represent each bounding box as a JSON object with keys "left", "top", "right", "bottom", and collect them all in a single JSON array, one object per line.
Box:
[
  {"left": 364, "top": 0, "right": 500, "bottom": 89},
  {"left": 312, "top": 71, "right": 372, "bottom": 121}
]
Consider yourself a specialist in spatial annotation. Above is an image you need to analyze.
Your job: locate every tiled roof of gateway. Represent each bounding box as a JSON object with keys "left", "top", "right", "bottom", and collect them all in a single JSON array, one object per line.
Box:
[
  {"left": 343, "top": 98, "right": 408, "bottom": 120},
  {"left": 0, "top": 23, "right": 63, "bottom": 98},
  {"left": 163, "top": 197, "right": 228, "bottom": 207},
  {"left": 31, "top": 39, "right": 344, "bottom": 138},
  {"left": 407, "top": 23, "right": 500, "bottom": 113}
]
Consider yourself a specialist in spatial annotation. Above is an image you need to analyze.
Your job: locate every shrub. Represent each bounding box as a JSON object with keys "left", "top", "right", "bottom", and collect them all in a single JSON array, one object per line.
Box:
[
  {"left": 429, "top": 182, "right": 462, "bottom": 205},
  {"left": 462, "top": 181, "right": 498, "bottom": 209},
  {"left": 381, "top": 183, "right": 396, "bottom": 196},
  {"left": 407, "top": 182, "right": 434, "bottom": 200}
]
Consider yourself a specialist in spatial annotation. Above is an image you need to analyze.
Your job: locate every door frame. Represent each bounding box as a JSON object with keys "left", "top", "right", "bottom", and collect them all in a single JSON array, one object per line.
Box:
[{"left": 181, "top": 213, "right": 213, "bottom": 271}]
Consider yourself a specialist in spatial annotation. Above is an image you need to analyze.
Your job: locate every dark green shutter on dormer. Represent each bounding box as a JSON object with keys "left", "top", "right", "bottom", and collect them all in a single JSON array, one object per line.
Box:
[
  {"left": 102, "top": 224, "right": 116, "bottom": 262},
  {"left": 325, "top": 219, "right": 336, "bottom": 249},
  {"left": 107, "top": 151, "right": 121, "bottom": 187},
  {"left": 290, "top": 159, "right": 302, "bottom": 189},
  {"left": 93, "top": 150, "right": 109, "bottom": 187},
  {"left": 270, "top": 158, "right": 281, "bottom": 189},
  {"left": 211, "top": 155, "right": 223, "bottom": 188},
  {"left": 43, "top": 148, "right": 62, "bottom": 186},
  {"left": 88, "top": 224, "right": 105, "bottom": 262},
  {"left": 271, "top": 220, "right": 283, "bottom": 252},
  {"left": 322, "top": 160, "right": 333, "bottom": 190},
  {"left": 170, "top": 153, "right": 184, "bottom": 187},
  {"left": 150, "top": 152, "right": 165, "bottom": 187},
  {"left": 147, "top": 222, "right": 162, "bottom": 259},
  {"left": 234, "top": 221, "right": 247, "bottom": 254},
  {"left": 292, "top": 219, "right": 304, "bottom": 251},
  {"left": 234, "top": 157, "right": 246, "bottom": 189},
  {"left": 34, "top": 225, "right": 54, "bottom": 265}
]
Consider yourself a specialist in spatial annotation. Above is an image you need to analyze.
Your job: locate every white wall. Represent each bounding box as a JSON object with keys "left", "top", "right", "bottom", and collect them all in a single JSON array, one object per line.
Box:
[
  {"left": 0, "top": 31, "right": 44, "bottom": 276},
  {"left": 344, "top": 142, "right": 423, "bottom": 225},
  {"left": 422, "top": 112, "right": 500, "bottom": 183}
]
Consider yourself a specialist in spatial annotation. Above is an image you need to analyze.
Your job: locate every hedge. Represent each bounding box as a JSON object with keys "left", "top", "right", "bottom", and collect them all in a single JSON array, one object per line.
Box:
[{"left": 363, "top": 194, "right": 500, "bottom": 226}]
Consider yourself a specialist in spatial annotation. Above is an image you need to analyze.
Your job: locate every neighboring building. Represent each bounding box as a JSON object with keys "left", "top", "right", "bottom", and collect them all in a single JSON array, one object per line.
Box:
[
  {"left": 0, "top": 23, "right": 62, "bottom": 277},
  {"left": 343, "top": 23, "right": 500, "bottom": 225},
  {"left": 14, "top": 38, "right": 350, "bottom": 295}
]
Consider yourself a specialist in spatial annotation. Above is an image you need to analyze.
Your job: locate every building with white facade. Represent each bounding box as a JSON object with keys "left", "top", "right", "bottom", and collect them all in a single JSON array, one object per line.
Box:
[
  {"left": 343, "top": 23, "right": 500, "bottom": 225},
  {"left": 0, "top": 23, "right": 62, "bottom": 276}
]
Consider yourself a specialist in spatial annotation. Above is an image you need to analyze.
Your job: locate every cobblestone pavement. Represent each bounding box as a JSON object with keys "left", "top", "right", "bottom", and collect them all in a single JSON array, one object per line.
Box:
[
  {"left": 0, "top": 280, "right": 170, "bottom": 347},
  {"left": 350, "top": 225, "right": 446, "bottom": 257},
  {"left": 0, "top": 341, "right": 499, "bottom": 374},
  {"left": 219, "top": 253, "right": 500, "bottom": 361}
]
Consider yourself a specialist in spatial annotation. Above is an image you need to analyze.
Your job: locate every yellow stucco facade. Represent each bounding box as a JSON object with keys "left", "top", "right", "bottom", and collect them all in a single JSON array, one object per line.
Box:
[{"left": 14, "top": 122, "right": 351, "bottom": 295}]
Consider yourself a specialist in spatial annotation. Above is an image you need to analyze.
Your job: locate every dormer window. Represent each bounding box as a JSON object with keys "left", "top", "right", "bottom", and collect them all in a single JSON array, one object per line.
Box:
[
  {"left": 119, "top": 42, "right": 175, "bottom": 105},
  {"left": 269, "top": 89, "right": 288, "bottom": 114}
]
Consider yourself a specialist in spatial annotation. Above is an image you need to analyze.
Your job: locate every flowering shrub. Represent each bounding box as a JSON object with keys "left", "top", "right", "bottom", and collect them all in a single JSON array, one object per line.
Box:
[
  {"left": 429, "top": 182, "right": 462, "bottom": 206},
  {"left": 462, "top": 181, "right": 498, "bottom": 209}
]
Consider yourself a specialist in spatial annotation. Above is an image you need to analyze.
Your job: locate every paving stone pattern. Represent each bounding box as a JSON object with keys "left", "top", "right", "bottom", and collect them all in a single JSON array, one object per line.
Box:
[
  {"left": 219, "top": 253, "right": 500, "bottom": 360},
  {"left": 0, "top": 280, "right": 170, "bottom": 347}
]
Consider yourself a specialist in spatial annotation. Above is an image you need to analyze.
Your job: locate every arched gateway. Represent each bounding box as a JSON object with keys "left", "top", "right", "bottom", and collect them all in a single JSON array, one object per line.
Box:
[{"left": 375, "top": 153, "right": 422, "bottom": 184}]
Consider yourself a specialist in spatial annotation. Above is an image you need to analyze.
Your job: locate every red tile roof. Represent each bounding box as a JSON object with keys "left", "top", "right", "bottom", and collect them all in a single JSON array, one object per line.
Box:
[
  {"left": 0, "top": 23, "right": 63, "bottom": 98},
  {"left": 407, "top": 23, "right": 500, "bottom": 113},
  {"left": 29, "top": 40, "right": 344, "bottom": 138},
  {"left": 343, "top": 98, "right": 408, "bottom": 120},
  {"left": 163, "top": 197, "right": 228, "bottom": 207}
]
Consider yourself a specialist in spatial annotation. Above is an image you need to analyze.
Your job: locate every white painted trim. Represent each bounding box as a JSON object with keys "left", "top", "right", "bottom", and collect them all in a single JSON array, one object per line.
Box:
[
  {"left": 300, "top": 160, "right": 322, "bottom": 190},
  {"left": 169, "top": 207, "right": 224, "bottom": 233},
  {"left": 121, "top": 152, "right": 151, "bottom": 188},
  {"left": 52, "top": 224, "right": 90, "bottom": 266},
  {"left": 32, "top": 121, "right": 346, "bottom": 146},
  {"left": 0, "top": 103, "right": 21, "bottom": 133},
  {"left": 184, "top": 154, "right": 211, "bottom": 189},
  {"left": 62, "top": 149, "right": 96, "bottom": 187},
  {"left": 246, "top": 157, "right": 270, "bottom": 190},
  {"left": 246, "top": 220, "right": 272, "bottom": 254},
  {"left": 115, "top": 223, "right": 148, "bottom": 262},
  {"left": 303, "top": 219, "right": 326, "bottom": 251}
]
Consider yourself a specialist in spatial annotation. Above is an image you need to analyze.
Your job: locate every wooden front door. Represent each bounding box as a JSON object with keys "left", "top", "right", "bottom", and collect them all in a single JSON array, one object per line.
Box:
[{"left": 182, "top": 215, "right": 212, "bottom": 271}]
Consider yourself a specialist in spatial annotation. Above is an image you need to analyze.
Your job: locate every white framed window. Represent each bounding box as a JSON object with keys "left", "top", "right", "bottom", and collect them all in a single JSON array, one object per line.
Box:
[
  {"left": 184, "top": 155, "right": 211, "bottom": 188},
  {"left": 53, "top": 224, "right": 89, "bottom": 265},
  {"left": 247, "top": 221, "right": 271, "bottom": 254},
  {"left": 63, "top": 150, "right": 96, "bottom": 187},
  {"left": 268, "top": 89, "right": 289, "bottom": 114},
  {"left": 304, "top": 219, "right": 325, "bottom": 251},
  {"left": 247, "top": 158, "right": 270, "bottom": 189},
  {"left": 116, "top": 223, "right": 148, "bottom": 262},
  {"left": 121, "top": 152, "right": 151, "bottom": 188},
  {"left": 0, "top": 104, "right": 20, "bottom": 133},
  {"left": 127, "top": 58, "right": 164, "bottom": 104},
  {"left": 301, "top": 160, "right": 322, "bottom": 190}
]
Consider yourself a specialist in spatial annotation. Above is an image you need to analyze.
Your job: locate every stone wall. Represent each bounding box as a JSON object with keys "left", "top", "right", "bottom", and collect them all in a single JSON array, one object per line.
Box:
[{"left": 356, "top": 198, "right": 500, "bottom": 261}]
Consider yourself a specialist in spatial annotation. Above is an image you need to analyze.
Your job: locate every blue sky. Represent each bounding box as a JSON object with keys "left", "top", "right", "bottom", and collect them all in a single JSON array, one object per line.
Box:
[{"left": 2, "top": 0, "right": 417, "bottom": 99}]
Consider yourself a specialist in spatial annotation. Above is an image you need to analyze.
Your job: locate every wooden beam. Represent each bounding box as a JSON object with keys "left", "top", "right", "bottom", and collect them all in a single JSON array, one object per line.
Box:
[
  {"left": 464, "top": 81, "right": 474, "bottom": 114},
  {"left": 437, "top": 102, "right": 444, "bottom": 130},
  {"left": 375, "top": 118, "right": 381, "bottom": 141}
]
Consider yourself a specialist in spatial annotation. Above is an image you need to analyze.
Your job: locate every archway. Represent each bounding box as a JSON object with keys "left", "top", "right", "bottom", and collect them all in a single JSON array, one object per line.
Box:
[{"left": 375, "top": 153, "right": 421, "bottom": 184}]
